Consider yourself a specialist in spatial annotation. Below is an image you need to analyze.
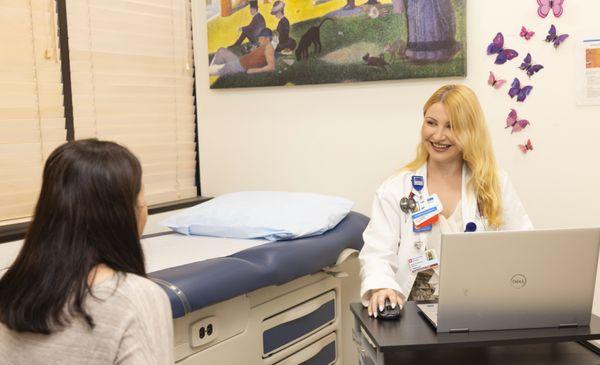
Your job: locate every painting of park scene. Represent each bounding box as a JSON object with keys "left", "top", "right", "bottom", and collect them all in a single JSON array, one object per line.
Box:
[{"left": 206, "top": 0, "right": 466, "bottom": 88}]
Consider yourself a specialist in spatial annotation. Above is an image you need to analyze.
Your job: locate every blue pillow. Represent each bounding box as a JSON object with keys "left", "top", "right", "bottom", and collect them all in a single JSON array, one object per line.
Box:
[{"left": 161, "top": 191, "right": 354, "bottom": 241}]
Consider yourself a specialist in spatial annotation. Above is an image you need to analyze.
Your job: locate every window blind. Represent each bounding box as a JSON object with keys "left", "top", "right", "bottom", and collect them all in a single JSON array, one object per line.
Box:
[
  {"left": 0, "top": 0, "right": 66, "bottom": 222},
  {"left": 66, "top": 0, "right": 197, "bottom": 205}
]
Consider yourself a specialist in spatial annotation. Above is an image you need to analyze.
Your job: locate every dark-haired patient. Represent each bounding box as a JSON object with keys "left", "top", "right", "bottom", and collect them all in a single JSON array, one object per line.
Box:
[{"left": 0, "top": 139, "right": 174, "bottom": 364}]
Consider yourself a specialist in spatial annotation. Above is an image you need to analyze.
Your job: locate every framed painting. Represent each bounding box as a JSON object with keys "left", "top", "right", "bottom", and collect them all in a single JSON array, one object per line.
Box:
[{"left": 205, "top": 0, "right": 466, "bottom": 88}]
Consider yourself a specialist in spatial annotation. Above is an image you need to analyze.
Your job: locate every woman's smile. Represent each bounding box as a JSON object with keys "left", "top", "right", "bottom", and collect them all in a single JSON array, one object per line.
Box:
[{"left": 430, "top": 141, "right": 452, "bottom": 152}]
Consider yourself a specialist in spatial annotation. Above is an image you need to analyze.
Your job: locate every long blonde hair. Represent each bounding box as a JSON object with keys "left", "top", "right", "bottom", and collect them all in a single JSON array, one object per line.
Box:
[{"left": 404, "top": 84, "right": 503, "bottom": 227}]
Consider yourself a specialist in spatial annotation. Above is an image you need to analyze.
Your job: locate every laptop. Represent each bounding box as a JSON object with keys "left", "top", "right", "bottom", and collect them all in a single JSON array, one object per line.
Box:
[{"left": 417, "top": 228, "right": 600, "bottom": 333}]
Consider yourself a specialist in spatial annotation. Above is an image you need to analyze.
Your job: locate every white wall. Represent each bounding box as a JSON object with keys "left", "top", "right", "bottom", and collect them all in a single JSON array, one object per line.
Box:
[
  {"left": 195, "top": 0, "right": 600, "bottom": 226},
  {"left": 193, "top": 0, "right": 600, "bottom": 313}
]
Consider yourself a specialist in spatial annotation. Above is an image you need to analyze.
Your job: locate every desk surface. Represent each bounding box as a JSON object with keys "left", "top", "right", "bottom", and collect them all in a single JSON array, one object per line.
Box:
[{"left": 350, "top": 302, "right": 600, "bottom": 352}]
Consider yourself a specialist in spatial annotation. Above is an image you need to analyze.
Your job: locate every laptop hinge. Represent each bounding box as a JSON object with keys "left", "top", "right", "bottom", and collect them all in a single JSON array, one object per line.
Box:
[
  {"left": 449, "top": 328, "right": 469, "bottom": 333},
  {"left": 559, "top": 323, "right": 578, "bottom": 328}
]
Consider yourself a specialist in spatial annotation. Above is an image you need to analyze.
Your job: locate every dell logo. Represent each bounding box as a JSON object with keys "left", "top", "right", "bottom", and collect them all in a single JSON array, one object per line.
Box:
[{"left": 510, "top": 274, "right": 527, "bottom": 289}]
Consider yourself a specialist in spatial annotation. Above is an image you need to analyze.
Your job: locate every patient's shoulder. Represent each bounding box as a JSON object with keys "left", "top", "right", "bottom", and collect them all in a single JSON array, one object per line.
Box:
[
  {"left": 120, "top": 274, "right": 167, "bottom": 303},
  {"left": 92, "top": 273, "right": 169, "bottom": 314}
]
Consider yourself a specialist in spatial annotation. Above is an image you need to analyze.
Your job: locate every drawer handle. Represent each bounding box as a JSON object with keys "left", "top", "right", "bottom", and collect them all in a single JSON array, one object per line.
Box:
[
  {"left": 279, "top": 342, "right": 328, "bottom": 364},
  {"left": 352, "top": 331, "right": 368, "bottom": 356},
  {"left": 276, "top": 333, "right": 336, "bottom": 365},
  {"left": 263, "top": 291, "right": 335, "bottom": 328},
  {"left": 352, "top": 330, "right": 361, "bottom": 346}
]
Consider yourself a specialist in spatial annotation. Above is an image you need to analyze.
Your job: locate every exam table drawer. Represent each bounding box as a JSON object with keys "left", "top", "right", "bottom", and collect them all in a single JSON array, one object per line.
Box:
[
  {"left": 274, "top": 332, "right": 337, "bottom": 365},
  {"left": 262, "top": 290, "right": 336, "bottom": 357}
]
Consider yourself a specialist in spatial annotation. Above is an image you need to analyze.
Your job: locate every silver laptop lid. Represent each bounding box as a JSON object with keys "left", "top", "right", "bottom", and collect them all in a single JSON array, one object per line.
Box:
[{"left": 436, "top": 228, "right": 600, "bottom": 333}]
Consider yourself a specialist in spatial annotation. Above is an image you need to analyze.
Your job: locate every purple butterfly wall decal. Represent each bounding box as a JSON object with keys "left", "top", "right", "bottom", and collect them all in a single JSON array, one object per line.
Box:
[
  {"left": 505, "top": 109, "right": 530, "bottom": 133},
  {"left": 519, "top": 53, "right": 544, "bottom": 77},
  {"left": 537, "top": 0, "right": 564, "bottom": 18},
  {"left": 508, "top": 78, "right": 533, "bottom": 102},
  {"left": 545, "top": 25, "right": 569, "bottom": 48},
  {"left": 487, "top": 32, "right": 519, "bottom": 64}
]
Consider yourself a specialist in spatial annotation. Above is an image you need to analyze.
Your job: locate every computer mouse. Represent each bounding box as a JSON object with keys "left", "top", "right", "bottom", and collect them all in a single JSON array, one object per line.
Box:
[{"left": 377, "top": 299, "right": 401, "bottom": 320}]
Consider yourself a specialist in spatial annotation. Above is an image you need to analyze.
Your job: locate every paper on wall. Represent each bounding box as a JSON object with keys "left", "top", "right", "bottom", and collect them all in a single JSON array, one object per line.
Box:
[{"left": 576, "top": 37, "right": 600, "bottom": 105}]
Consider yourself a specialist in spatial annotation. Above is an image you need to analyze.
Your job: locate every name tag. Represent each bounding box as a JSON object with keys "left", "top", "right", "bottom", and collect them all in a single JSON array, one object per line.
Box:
[
  {"left": 408, "top": 249, "right": 439, "bottom": 273},
  {"left": 413, "top": 222, "right": 433, "bottom": 233},
  {"left": 412, "top": 194, "right": 443, "bottom": 227},
  {"left": 415, "top": 214, "right": 439, "bottom": 229}
]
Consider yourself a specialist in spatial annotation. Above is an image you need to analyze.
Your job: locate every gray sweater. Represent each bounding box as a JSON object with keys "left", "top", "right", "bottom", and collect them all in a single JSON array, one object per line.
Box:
[{"left": 0, "top": 273, "right": 174, "bottom": 364}]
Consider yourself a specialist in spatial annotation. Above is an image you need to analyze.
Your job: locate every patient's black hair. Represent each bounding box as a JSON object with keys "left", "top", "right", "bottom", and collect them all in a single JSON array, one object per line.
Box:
[{"left": 0, "top": 139, "right": 146, "bottom": 334}]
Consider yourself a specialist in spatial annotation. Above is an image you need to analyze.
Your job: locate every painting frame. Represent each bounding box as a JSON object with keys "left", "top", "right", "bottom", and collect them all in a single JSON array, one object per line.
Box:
[{"left": 205, "top": 0, "right": 467, "bottom": 88}]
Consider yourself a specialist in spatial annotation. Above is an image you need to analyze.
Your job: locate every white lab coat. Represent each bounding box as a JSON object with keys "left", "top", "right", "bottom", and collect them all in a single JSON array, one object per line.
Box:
[{"left": 359, "top": 163, "right": 533, "bottom": 306}]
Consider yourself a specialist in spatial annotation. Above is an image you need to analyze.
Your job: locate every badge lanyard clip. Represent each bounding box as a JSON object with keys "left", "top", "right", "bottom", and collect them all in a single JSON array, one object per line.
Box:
[
  {"left": 400, "top": 175, "right": 425, "bottom": 220},
  {"left": 409, "top": 175, "right": 429, "bottom": 249}
]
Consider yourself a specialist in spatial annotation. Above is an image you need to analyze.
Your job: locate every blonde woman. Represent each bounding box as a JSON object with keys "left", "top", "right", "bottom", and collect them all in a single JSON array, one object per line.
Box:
[{"left": 359, "top": 84, "right": 533, "bottom": 318}]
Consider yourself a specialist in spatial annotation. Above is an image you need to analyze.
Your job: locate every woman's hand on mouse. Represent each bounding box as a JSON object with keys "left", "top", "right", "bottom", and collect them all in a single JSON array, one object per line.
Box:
[{"left": 367, "top": 288, "right": 405, "bottom": 318}]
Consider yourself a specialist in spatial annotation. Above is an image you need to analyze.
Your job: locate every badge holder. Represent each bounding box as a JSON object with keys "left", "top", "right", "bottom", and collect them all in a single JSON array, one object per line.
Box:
[
  {"left": 408, "top": 249, "right": 439, "bottom": 273},
  {"left": 411, "top": 193, "right": 443, "bottom": 250}
]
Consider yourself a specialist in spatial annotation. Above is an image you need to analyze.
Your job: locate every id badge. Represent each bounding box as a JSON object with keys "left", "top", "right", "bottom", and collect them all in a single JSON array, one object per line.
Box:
[
  {"left": 408, "top": 249, "right": 439, "bottom": 273},
  {"left": 415, "top": 214, "right": 439, "bottom": 230},
  {"left": 412, "top": 194, "right": 443, "bottom": 227},
  {"left": 413, "top": 222, "right": 432, "bottom": 233}
]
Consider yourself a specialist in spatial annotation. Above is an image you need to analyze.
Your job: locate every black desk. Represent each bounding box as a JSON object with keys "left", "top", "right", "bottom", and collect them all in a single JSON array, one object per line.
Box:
[{"left": 350, "top": 302, "right": 600, "bottom": 365}]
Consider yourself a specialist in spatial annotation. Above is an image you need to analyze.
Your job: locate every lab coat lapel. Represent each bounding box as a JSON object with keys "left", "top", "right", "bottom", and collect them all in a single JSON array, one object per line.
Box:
[
  {"left": 461, "top": 164, "right": 479, "bottom": 231},
  {"left": 411, "top": 163, "right": 429, "bottom": 248}
]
